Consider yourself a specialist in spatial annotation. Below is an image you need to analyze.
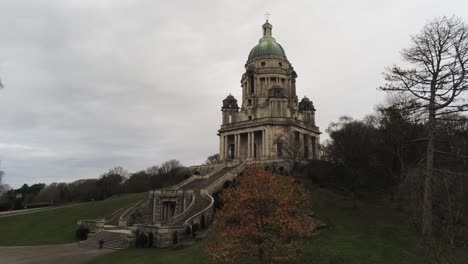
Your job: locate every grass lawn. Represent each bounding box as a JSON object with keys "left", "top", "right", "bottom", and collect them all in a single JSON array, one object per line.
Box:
[
  {"left": 302, "top": 188, "right": 468, "bottom": 264},
  {"left": 0, "top": 192, "right": 146, "bottom": 246},
  {"left": 88, "top": 187, "right": 468, "bottom": 264}
]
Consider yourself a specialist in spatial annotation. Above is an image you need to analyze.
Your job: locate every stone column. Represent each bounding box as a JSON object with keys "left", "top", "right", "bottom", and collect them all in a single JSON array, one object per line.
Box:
[
  {"left": 266, "top": 129, "right": 269, "bottom": 158},
  {"left": 247, "top": 132, "right": 251, "bottom": 158},
  {"left": 251, "top": 132, "right": 255, "bottom": 158},
  {"left": 250, "top": 132, "right": 253, "bottom": 158},
  {"left": 262, "top": 129, "right": 266, "bottom": 158},
  {"left": 152, "top": 195, "right": 156, "bottom": 223},
  {"left": 251, "top": 131, "right": 256, "bottom": 159},
  {"left": 219, "top": 135, "right": 224, "bottom": 161},
  {"left": 312, "top": 136, "right": 317, "bottom": 159},
  {"left": 224, "top": 135, "right": 228, "bottom": 160},
  {"left": 234, "top": 134, "right": 238, "bottom": 159},
  {"left": 165, "top": 203, "right": 169, "bottom": 222},
  {"left": 237, "top": 134, "right": 241, "bottom": 159},
  {"left": 221, "top": 135, "right": 225, "bottom": 160},
  {"left": 224, "top": 135, "right": 229, "bottom": 160},
  {"left": 234, "top": 134, "right": 237, "bottom": 159},
  {"left": 310, "top": 135, "right": 314, "bottom": 160},
  {"left": 299, "top": 132, "right": 305, "bottom": 158},
  {"left": 304, "top": 135, "right": 308, "bottom": 159}
]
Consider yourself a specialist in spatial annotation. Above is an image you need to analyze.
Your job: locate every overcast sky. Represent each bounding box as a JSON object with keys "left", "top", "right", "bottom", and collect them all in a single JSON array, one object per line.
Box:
[{"left": 1, "top": 0, "right": 467, "bottom": 188}]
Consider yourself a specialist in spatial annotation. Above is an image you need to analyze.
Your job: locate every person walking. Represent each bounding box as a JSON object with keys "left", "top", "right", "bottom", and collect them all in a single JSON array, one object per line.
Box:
[{"left": 98, "top": 239, "right": 104, "bottom": 249}]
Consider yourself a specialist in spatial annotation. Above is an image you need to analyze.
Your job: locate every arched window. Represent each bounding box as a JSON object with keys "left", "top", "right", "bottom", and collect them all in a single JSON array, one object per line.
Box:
[{"left": 228, "top": 114, "right": 232, "bottom": 124}]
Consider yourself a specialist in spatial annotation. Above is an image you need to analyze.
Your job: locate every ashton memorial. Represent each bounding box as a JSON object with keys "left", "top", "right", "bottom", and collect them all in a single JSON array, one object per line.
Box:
[{"left": 218, "top": 20, "right": 321, "bottom": 161}]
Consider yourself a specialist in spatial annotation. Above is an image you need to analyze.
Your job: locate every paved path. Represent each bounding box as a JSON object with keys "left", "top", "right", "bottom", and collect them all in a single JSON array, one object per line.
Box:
[
  {"left": 0, "top": 243, "right": 113, "bottom": 264},
  {"left": 0, "top": 204, "right": 79, "bottom": 218}
]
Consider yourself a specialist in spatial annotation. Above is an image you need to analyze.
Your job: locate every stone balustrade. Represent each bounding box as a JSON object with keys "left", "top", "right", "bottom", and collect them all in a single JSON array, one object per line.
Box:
[
  {"left": 159, "top": 164, "right": 226, "bottom": 191},
  {"left": 77, "top": 219, "right": 105, "bottom": 233},
  {"left": 160, "top": 192, "right": 196, "bottom": 227},
  {"left": 205, "top": 162, "right": 247, "bottom": 195},
  {"left": 183, "top": 190, "right": 215, "bottom": 226},
  {"left": 118, "top": 198, "right": 146, "bottom": 227}
]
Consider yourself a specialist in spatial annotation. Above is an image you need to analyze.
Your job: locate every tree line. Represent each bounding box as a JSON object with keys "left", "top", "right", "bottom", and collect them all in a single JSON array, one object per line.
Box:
[{"left": 0, "top": 159, "right": 191, "bottom": 211}]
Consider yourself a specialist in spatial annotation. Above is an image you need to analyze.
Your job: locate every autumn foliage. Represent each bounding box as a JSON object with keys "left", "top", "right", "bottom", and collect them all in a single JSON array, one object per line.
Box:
[{"left": 204, "top": 166, "right": 316, "bottom": 263}]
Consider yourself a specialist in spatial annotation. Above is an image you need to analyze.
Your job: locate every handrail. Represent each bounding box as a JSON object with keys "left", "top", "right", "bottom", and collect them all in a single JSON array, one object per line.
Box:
[
  {"left": 197, "top": 164, "right": 227, "bottom": 180},
  {"left": 160, "top": 164, "right": 225, "bottom": 191},
  {"left": 162, "top": 176, "right": 197, "bottom": 190},
  {"left": 189, "top": 163, "right": 224, "bottom": 173},
  {"left": 178, "top": 162, "right": 246, "bottom": 225},
  {"left": 182, "top": 163, "right": 246, "bottom": 226},
  {"left": 161, "top": 192, "right": 196, "bottom": 226},
  {"left": 118, "top": 198, "right": 146, "bottom": 223},
  {"left": 183, "top": 190, "right": 214, "bottom": 226},
  {"left": 105, "top": 204, "right": 132, "bottom": 224},
  {"left": 205, "top": 162, "right": 247, "bottom": 193},
  {"left": 164, "top": 164, "right": 227, "bottom": 191}
]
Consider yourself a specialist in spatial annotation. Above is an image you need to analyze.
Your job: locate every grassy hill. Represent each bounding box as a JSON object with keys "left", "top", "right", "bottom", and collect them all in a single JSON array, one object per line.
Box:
[
  {"left": 0, "top": 192, "right": 146, "bottom": 246},
  {"left": 302, "top": 188, "right": 468, "bottom": 264},
  {"left": 88, "top": 187, "right": 468, "bottom": 264}
]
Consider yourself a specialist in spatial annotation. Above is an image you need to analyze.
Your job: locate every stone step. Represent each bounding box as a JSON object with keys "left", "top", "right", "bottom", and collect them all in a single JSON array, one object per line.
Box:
[{"left": 79, "top": 231, "right": 131, "bottom": 249}]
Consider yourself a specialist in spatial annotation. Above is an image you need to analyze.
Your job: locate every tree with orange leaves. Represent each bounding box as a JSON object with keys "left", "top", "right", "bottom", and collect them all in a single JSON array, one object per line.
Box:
[{"left": 204, "top": 166, "right": 316, "bottom": 263}]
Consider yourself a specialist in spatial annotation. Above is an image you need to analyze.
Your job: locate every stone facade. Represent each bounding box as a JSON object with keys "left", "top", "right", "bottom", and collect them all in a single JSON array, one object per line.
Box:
[{"left": 219, "top": 21, "right": 321, "bottom": 161}]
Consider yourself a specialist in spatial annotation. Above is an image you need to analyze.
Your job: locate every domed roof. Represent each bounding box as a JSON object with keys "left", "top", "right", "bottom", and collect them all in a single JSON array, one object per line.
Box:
[
  {"left": 247, "top": 21, "right": 287, "bottom": 62},
  {"left": 222, "top": 94, "right": 239, "bottom": 110},
  {"left": 299, "top": 96, "right": 315, "bottom": 111}
]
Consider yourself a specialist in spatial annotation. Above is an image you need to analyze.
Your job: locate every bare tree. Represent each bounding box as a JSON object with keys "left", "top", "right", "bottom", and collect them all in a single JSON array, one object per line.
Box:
[
  {"left": 204, "top": 154, "right": 220, "bottom": 165},
  {"left": 277, "top": 129, "right": 305, "bottom": 171},
  {"left": 145, "top": 165, "right": 160, "bottom": 176},
  {"left": 158, "top": 159, "right": 182, "bottom": 175},
  {"left": 0, "top": 161, "right": 11, "bottom": 196},
  {"left": 0, "top": 161, "right": 5, "bottom": 195},
  {"left": 400, "top": 167, "right": 468, "bottom": 262},
  {"left": 106, "top": 166, "right": 129, "bottom": 178},
  {"left": 381, "top": 16, "right": 468, "bottom": 239}
]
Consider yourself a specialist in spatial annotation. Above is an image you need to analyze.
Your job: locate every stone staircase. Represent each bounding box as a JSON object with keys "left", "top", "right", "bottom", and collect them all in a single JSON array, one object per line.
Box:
[
  {"left": 105, "top": 205, "right": 132, "bottom": 226},
  {"left": 95, "top": 162, "right": 247, "bottom": 248},
  {"left": 129, "top": 200, "right": 153, "bottom": 225},
  {"left": 126, "top": 165, "right": 240, "bottom": 226},
  {"left": 74, "top": 164, "right": 245, "bottom": 250},
  {"left": 172, "top": 189, "right": 211, "bottom": 226},
  {"left": 181, "top": 166, "right": 236, "bottom": 191},
  {"left": 79, "top": 230, "right": 131, "bottom": 249},
  {"left": 169, "top": 165, "right": 241, "bottom": 226}
]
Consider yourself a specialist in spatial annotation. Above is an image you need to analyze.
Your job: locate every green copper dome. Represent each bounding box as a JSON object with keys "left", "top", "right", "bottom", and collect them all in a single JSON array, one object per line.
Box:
[{"left": 247, "top": 21, "right": 287, "bottom": 62}]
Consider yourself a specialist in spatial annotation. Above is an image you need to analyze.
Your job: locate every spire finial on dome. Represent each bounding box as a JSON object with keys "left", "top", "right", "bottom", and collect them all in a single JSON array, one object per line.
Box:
[
  {"left": 262, "top": 13, "right": 272, "bottom": 38},
  {"left": 262, "top": 22, "right": 272, "bottom": 38}
]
